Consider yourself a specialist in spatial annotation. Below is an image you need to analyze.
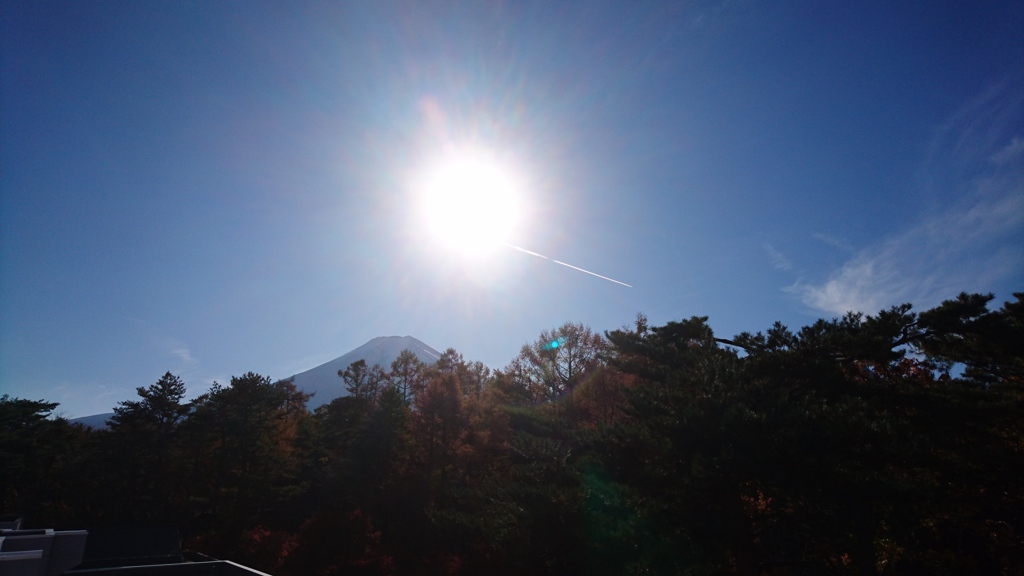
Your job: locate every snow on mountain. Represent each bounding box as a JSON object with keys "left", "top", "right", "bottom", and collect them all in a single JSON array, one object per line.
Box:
[
  {"left": 69, "top": 412, "right": 114, "bottom": 430},
  {"left": 66, "top": 336, "right": 441, "bottom": 424},
  {"left": 289, "top": 335, "right": 441, "bottom": 409}
]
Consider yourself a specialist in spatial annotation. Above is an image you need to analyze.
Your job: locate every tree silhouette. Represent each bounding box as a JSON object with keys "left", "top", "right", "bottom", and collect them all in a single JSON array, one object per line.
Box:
[
  {"left": 389, "top": 349, "right": 427, "bottom": 403},
  {"left": 0, "top": 395, "right": 90, "bottom": 526},
  {"left": 185, "top": 373, "right": 310, "bottom": 534},
  {"left": 105, "top": 372, "right": 192, "bottom": 523},
  {"left": 5, "top": 292, "right": 1021, "bottom": 574},
  {"left": 513, "top": 322, "right": 605, "bottom": 420}
]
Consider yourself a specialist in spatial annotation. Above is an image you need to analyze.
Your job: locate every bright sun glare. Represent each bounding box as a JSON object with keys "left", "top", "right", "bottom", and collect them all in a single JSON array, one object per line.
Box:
[{"left": 416, "top": 147, "right": 522, "bottom": 257}]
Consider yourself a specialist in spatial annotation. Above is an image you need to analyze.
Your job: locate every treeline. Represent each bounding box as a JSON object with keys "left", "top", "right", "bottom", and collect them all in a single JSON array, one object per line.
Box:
[{"left": 1, "top": 292, "right": 1021, "bottom": 575}]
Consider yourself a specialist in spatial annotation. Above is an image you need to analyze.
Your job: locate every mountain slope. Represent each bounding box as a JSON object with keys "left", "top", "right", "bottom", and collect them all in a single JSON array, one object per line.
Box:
[
  {"left": 289, "top": 335, "right": 441, "bottom": 409},
  {"left": 69, "top": 412, "right": 114, "bottom": 430}
]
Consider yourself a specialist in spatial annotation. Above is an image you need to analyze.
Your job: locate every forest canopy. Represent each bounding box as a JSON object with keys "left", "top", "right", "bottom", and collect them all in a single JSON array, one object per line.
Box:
[{"left": 2, "top": 292, "right": 1021, "bottom": 575}]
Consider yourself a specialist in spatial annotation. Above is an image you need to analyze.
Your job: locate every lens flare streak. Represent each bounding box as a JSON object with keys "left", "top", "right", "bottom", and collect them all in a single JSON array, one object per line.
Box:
[{"left": 504, "top": 243, "right": 632, "bottom": 288}]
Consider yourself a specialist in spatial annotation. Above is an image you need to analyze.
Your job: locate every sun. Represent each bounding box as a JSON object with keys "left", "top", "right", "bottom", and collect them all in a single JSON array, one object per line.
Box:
[{"left": 415, "top": 147, "right": 523, "bottom": 257}]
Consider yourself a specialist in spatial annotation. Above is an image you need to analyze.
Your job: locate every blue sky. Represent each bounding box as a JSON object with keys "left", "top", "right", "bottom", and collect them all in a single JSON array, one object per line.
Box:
[{"left": 2, "top": 1, "right": 1022, "bottom": 418}]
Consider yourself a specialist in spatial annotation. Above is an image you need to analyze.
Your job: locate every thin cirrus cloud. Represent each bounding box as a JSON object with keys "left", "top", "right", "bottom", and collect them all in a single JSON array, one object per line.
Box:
[
  {"left": 809, "top": 233, "right": 854, "bottom": 254},
  {"left": 991, "top": 136, "right": 1024, "bottom": 165},
  {"left": 762, "top": 243, "right": 794, "bottom": 271},
  {"left": 158, "top": 335, "right": 200, "bottom": 377},
  {"left": 169, "top": 346, "right": 196, "bottom": 366},
  {"left": 795, "top": 85, "right": 1024, "bottom": 316},
  {"left": 796, "top": 189, "right": 1022, "bottom": 315}
]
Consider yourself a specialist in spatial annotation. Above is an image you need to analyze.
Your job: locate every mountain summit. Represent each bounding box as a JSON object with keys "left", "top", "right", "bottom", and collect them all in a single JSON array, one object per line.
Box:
[
  {"left": 69, "top": 336, "right": 441, "bottom": 426},
  {"left": 289, "top": 335, "right": 441, "bottom": 409}
]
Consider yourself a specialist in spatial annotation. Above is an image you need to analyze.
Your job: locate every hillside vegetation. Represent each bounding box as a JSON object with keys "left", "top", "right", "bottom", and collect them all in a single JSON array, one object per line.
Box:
[{"left": 2, "top": 292, "right": 1021, "bottom": 575}]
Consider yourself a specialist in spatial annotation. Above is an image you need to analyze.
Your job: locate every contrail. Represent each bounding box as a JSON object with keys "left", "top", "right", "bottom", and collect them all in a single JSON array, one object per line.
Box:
[{"left": 503, "top": 243, "right": 632, "bottom": 288}]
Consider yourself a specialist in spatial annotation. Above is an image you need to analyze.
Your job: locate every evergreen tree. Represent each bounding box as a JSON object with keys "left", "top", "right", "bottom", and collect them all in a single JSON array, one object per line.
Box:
[
  {"left": 109, "top": 371, "right": 190, "bottom": 433},
  {"left": 0, "top": 395, "right": 92, "bottom": 527},
  {"left": 0, "top": 395, "right": 62, "bottom": 510},
  {"left": 105, "top": 372, "right": 192, "bottom": 523},
  {"left": 5, "top": 291, "right": 1020, "bottom": 574},
  {"left": 185, "top": 374, "right": 310, "bottom": 537},
  {"left": 915, "top": 291, "right": 1024, "bottom": 384}
]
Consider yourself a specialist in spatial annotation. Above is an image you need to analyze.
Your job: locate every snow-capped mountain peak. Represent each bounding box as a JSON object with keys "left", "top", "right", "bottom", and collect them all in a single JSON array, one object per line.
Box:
[{"left": 289, "top": 335, "right": 441, "bottom": 409}]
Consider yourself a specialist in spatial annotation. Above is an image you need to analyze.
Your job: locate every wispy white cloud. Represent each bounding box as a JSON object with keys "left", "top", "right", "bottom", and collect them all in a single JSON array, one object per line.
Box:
[
  {"left": 810, "top": 233, "right": 854, "bottom": 254},
  {"left": 690, "top": 0, "right": 737, "bottom": 31},
  {"left": 795, "top": 83, "right": 1024, "bottom": 316},
  {"left": 169, "top": 346, "right": 196, "bottom": 366},
  {"left": 991, "top": 136, "right": 1024, "bottom": 166},
  {"left": 796, "top": 192, "right": 1023, "bottom": 315},
  {"left": 762, "top": 242, "right": 794, "bottom": 270},
  {"left": 156, "top": 334, "right": 199, "bottom": 376}
]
